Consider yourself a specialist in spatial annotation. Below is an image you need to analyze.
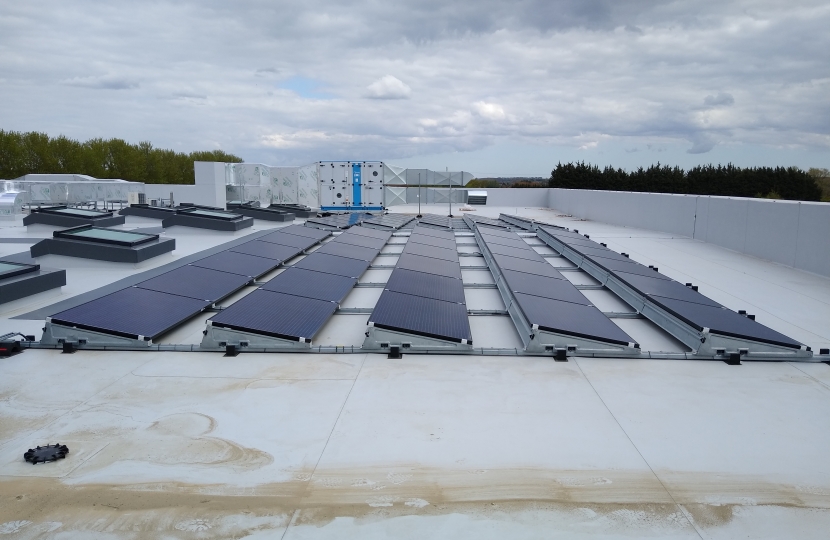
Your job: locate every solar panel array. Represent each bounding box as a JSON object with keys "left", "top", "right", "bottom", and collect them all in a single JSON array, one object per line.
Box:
[
  {"left": 361, "top": 214, "right": 415, "bottom": 230},
  {"left": 49, "top": 225, "right": 330, "bottom": 341},
  {"left": 368, "top": 226, "right": 472, "bottom": 344},
  {"left": 538, "top": 226, "right": 805, "bottom": 349},
  {"left": 475, "top": 226, "right": 635, "bottom": 346},
  {"left": 208, "top": 226, "right": 392, "bottom": 343},
  {"left": 416, "top": 214, "right": 451, "bottom": 229},
  {"left": 465, "top": 215, "right": 510, "bottom": 229},
  {"left": 305, "top": 213, "right": 375, "bottom": 230}
]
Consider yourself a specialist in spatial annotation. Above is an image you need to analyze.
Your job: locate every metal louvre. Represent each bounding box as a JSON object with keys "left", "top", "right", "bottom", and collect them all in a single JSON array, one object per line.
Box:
[
  {"left": 385, "top": 268, "right": 466, "bottom": 303},
  {"left": 292, "top": 253, "right": 371, "bottom": 278},
  {"left": 50, "top": 287, "right": 210, "bottom": 341},
  {"left": 209, "top": 289, "right": 337, "bottom": 342},
  {"left": 369, "top": 291, "right": 471, "bottom": 343},
  {"left": 135, "top": 265, "right": 252, "bottom": 302},
  {"left": 260, "top": 267, "right": 357, "bottom": 303}
]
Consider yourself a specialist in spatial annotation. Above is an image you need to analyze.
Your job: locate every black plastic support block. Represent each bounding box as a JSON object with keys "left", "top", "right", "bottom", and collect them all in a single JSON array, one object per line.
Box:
[
  {"left": 820, "top": 348, "right": 829, "bottom": 355},
  {"left": 692, "top": 286, "right": 699, "bottom": 291},
  {"left": 224, "top": 344, "right": 239, "bottom": 357},
  {"left": 554, "top": 348, "right": 568, "bottom": 361},
  {"left": 388, "top": 346, "right": 402, "bottom": 359},
  {"left": 0, "top": 341, "right": 21, "bottom": 357},
  {"left": 725, "top": 353, "right": 742, "bottom": 365},
  {"left": 622, "top": 253, "right": 629, "bottom": 258},
  {"left": 739, "top": 310, "right": 747, "bottom": 315},
  {"left": 61, "top": 342, "right": 75, "bottom": 354}
]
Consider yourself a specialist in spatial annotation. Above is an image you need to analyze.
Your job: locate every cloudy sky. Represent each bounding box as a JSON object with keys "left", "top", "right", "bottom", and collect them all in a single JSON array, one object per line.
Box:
[{"left": 1, "top": 0, "right": 828, "bottom": 176}]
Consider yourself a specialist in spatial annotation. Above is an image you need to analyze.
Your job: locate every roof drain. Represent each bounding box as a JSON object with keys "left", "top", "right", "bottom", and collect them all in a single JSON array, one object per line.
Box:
[{"left": 24, "top": 444, "right": 69, "bottom": 464}]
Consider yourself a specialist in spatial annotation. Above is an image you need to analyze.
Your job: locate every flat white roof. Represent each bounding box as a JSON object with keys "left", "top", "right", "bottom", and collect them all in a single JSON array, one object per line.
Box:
[{"left": 1, "top": 204, "right": 829, "bottom": 538}]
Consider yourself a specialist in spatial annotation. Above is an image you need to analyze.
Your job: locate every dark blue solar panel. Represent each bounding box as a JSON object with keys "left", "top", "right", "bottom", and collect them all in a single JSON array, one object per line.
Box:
[
  {"left": 369, "top": 290, "right": 472, "bottom": 343},
  {"left": 411, "top": 226, "right": 454, "bottom": 240},
  {"left": 209, "top": 289, "right": 337, "bottom": 342},
  {"left": 281, "top": 225, "right": 331, "bottom": 240},
  {"left": 576, "top": 245, "right": 630, "bottom": 262},
  {"left": 292, "top": 253, "right": 371, "bottom": 278},
  {"left": 587, "top": 256, "right": 672, "bottom": 280},
  {"left": 230, "top": 240, "right": 303, "bottom": 261},
  {"left": 478, "top": 235, "right": 530, "bottom": 250},
  {"left": 396, "top": 253, "right": 462, "bottom": 279},
  {"left": 258, "top": 232, "right": 318, "bottom": 250},
  {"left": 191, "top": 251, "right": 280, "bottom": 278},
  {"left": 491, "top": 253, "right": 563, "bottom": 279},
  {"left": 402, "top": 241, "right": 458, "bottom": 262},
  {"left": 407, "top": 234, "right": 457, "bottom": 251},
  {"left": 614, "top": 272, "right": 722, "bottom": 308},
  {"left": 348, "top": 226, "right": 394, "bottom": 240},
  {"left": 649, "top": 296, "right": 803, "bottom": 348},
  {"left": 261, "top": 267, "right": 357, "bottom": 303},
  {"left": 314, "top": 241, "right": 380, "bottom": 261},
  {"left": 478, "top": 226, "right": 521, "bottom": 240},
  {"left": 513, "top": 292, "right": 634, "bottom": 346},
  {"left": 51, "top": 287, "right": 209, "bottom": 340},
  {"left": 486, "top": 242, "right": 543, "bottom": 262},
  {"left": 334, "top": 233, "right": 388, "bottom": 249},
  {"left": 136, "top": 265, "right": 251, "bottom": 302},
  {"left": 385, "top": 268, "right": 466, "bottom": 303},
  {"left": 500, "top": 269, "right": 590, "bottom": 305}
]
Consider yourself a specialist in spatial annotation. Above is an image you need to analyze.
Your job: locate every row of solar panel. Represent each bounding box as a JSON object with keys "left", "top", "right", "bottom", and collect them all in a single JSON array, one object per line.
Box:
[
  {"left": 475, "top": 226, "right": 635, "bottom": 346},
  {"left": 368, "top": 226, "right": 473, "bottom": 343},
  {"left": 49, "top": 225, "right": 331, "bottom": 341},
  {"left": 207, "top": 226, "right": 393, "bottom": 343},
  {"left": 306, "top": 213, "right": 374, "bottom": 230},
  {"left": 417, "top": 214, "right": 452, "bottom": 229},
  {"left": 362, "top": 214, "right": 415, "bottom": 230},
  {"left": 538, "top": 226, "right": 803, "bottom": 348}
]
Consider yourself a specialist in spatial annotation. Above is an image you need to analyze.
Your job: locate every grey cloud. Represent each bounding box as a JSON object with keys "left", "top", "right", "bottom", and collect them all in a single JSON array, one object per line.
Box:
[
  {"left": 63, "top": 75, "right": 139, "bottom": 90},
  {"left": 703, "top": 92, "right": 735, "bottom": 107},
  {"left": 687, "top": 136, "right": 716, "bottom": 154}
]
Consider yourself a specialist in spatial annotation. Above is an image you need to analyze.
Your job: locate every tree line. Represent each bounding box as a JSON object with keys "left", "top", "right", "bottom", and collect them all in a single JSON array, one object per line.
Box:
[
  {"left": 0, "top": 130, "right": 243, "bottom": 184},
  {"left": 548, "top": 162, "right": 824, "bottom": 201}
]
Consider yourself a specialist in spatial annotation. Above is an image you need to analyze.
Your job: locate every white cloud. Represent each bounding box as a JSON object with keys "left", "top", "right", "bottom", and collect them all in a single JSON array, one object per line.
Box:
[
  {"left": 472, "top": 101, "right": 506, "bottom": 121},
  {"left": 365, "top": 75, "right": 411, "bottom": 100},
  {"left": 0, "top": 0, "right": 828, "bottom": 172}
]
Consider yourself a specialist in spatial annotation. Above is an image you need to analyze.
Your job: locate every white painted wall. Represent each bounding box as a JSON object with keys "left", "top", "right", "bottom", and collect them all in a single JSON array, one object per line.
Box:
[
  {"left": 550, "top": 188, "right": 830, "bottom": 278},
  {"left": 145, "top": 162, "right": 227, "bottom": 207},
  {"left": 467, "top": 187, "right": 550, "bottom": 207}
]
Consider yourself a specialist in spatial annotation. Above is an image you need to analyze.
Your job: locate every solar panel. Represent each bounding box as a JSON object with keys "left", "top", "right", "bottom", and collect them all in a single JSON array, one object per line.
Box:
[
  {"left": 512, "top": 293, "right": 634, "bottom": 346},
  {"left": 258, "top": 232, "right": 318, "bottom": 250},
  {"left": 191, "top": 251, "right": 280, "bottom": 278},
  {"left": 418, "top": 215, "right": 451, "bottom": 229},
  {"left": 385, "top": 268, "right": 466, "bottom": 303},
  {"left": 402, "top": 241, "right": 458, "bottom": 262},
  {"left": 477, "top": 226, "right": 521, "bottom": 240},
  {"left": 135, "top": 265, "right": 251, "bottom": 302},
  {"left": 491, "top": 253, "right": 563, "bottom": 279},
  {"left": 261, "top": 267, "right": 357, "bottom": 303},
  {"left": 649, "top": 296, "right": 803, "bottom": 348},
  {"left": 407, "top": 234, "right": 457, "bottom": 251},
  {"left": 574, "top": 245, "right": 631, "bottom": 262},
  {"left": 551, "top": 236, "right": 603, "bottom": 250},
  {"left": 587, "top": 257, "right": 672, "bottom": 280},
  {"left": 486, "top": 242, "right": 545, "bottom": 262},
  {"left": 314, "top": 241, "right": 380, "bottom": 262},
  {"left": 613, "top": 272, "right": 722, "bottom": 308},
  {"left": 333, "top": 233, "right": 388, "bottom": 249},
  {"left": 500, "top": 269, "right": 590, "bottom": 305},
  {"left": 347, "top": 226, "right": 394, "bottom": 240},
  {"left": 292, "top": 253, "right": 371, "bottom": 278},
  {"left": 369, "top": 291, "right": 472, "bottom": 343},
  {"left": 280, "top": 225, "right": 331, "bottom": 240},
  {"left": 411, "top": 226, "right": 454, "bottom": 240},
  {"left": 477, "top": 234, "right": 531, "bottom": 250},
  {"left": 396, "top": 252, "right": 462, "bottom": 279},
  {"left": 362, "top": 214, "right": 415, "bottom": 229},
  {"left": 468, "top": 216, "right": 509, "bottom": 229},
  {"left": 209, "top": 289, "right": 337, "bottom": 342},
  {"left": 50, "top": 287, "right": 210, "bottom": 340},
  {"left": 230, "top": 240, "right": 303, "bottom": 261}
]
